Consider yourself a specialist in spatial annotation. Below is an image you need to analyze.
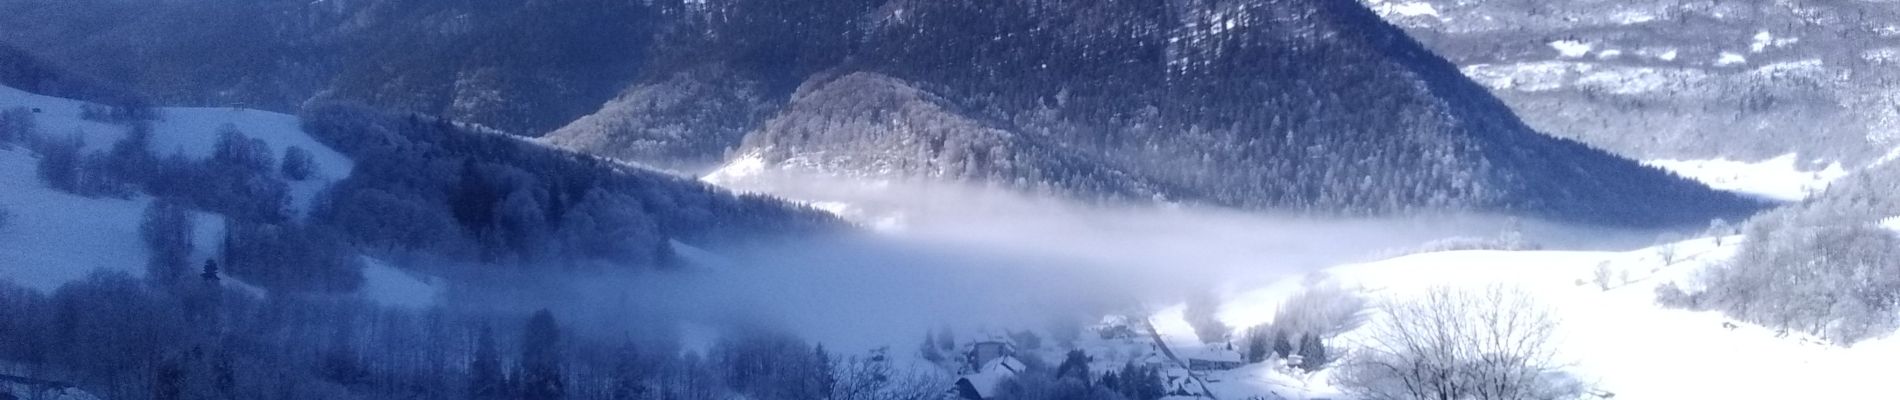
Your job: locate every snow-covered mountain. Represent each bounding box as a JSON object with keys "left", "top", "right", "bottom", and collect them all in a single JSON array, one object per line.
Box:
[
  {"left": 702, "top": 0, "right": 1758, "bottom": 228},
  {"left": 1357, "top": 0, "right": 1900, "bottom": 182},
  {"left": 5, "top": 1, "right": 1896, "bottom": 400},
  {"left": 0, "top": 0, "right": 1762, "bottom": 227}
]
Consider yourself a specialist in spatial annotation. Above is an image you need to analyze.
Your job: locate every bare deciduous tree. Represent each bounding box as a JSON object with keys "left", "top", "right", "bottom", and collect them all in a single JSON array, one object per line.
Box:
[
  {"left": 1591, "top": 262, "right": 1613, "bottom": 291},
  {"left": 831, "top": 350, "right": 948, "bottom": 400},
  {"left": 1272, "top": 283, "right": 1369, "bottom": 340},
  {"left": 1335, "top": 285, "right": 1580, "bottom": 400},
  {"left": 1655, "top": 233, "right": 1683, "bottom": 265}
]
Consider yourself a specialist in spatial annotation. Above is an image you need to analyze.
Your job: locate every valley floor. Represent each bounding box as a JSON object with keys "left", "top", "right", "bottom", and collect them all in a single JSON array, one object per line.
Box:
[{"left": 1140, "top": 236, "right": 1899, "bottom": 399}]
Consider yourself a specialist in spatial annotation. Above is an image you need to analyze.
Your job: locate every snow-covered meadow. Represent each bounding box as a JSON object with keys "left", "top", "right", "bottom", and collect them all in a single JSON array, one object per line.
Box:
[
  {"left": 1137, "top": 235, "right": 1898, "bottom": 399},
  {"left": 0, "top": 85, "right": 430, "bottom": 307}
]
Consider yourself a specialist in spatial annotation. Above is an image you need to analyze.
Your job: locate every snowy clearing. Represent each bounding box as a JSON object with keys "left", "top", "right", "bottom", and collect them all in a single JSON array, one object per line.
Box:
[
  {"left": 1644, "top": 154, "right": 1846, "bottom": 201},
  {"left": 0, "top": 85, "right": 353, "bottom": 216},
  {"left": 1369, "top": 1, "right": 1439, "bottom": 18},
  {"left": 1461, "top": 62, "right": 1710, "bottom": 94},
  {"left": 0, "top": 147, "right": 151, "bottom": 291},
  {"left": 1549, "top": 40, "right": 1594, "bottom": 58},
  {"left": 0, "top": 85, "right": 403, "bottom": 305}
]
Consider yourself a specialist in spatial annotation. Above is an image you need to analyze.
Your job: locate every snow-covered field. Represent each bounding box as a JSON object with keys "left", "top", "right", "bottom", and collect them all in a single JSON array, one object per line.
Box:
[
  {"left": 1137, "top": 236, "right": 1899, "bottom": 400},
  {"left": 0, "top": 85, "right": 352, "bottom": 215},
  {"left": 700, "top": 145, "right": 1894, "bottom": 400},
  {"left": 1645, "top": 153, "right": 1847, "bottom": 201},
  {"left": 0, "top": 85, "right": 429, "bottom": 307},
  {"left": 0, "top": 146, "right": 153, "bottom": 291}
]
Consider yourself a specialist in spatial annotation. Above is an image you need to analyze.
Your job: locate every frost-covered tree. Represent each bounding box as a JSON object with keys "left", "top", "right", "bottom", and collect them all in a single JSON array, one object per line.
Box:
[
  {"left": 222, "top": 221, "right": 361, "bottom": 293},
  {"left": 1271, "top": 328, "right": 1294, "bottom": 359},
  {"left": 919, "top": 333, "right": 944, "bottom": 364},
  {"left": 0, "top": 106, "right": 37, "bottom": 148},
  {"left": 140, "top": 199, "right": 195, "bottom": 286},
  {"left": 280, "top": 145, "right": 316, "bottom": 181},
  {"left": 520, "top": 310, "right": 565, "bottom": 400},
  {"left": 1054, "top": 350, "right": 1091, "bottom": 383},
  {"left": 1296, "top": 334, "right": 1328, "bottom": 372},
  {"left": 607, "top": 341, "right": 650, "bottom": 400},
  {"left": 106, "top": 122, "right": 154, "bottom": 183},
  {"left": 34, "top": 132, "right": 83, "bottom": 193},
  {"left": 1592, "top": 262, "right": 1614, "bottom": 291},
  {"left": 1706, "top": 218, "right": 1734, "bottom": 245},
  {"left": 1335, "top": 286, "right": 1578, "bottom": 400},
  {"left": 1271, "top": 284, "right": 1369, "bottom": 341},
  {"left": 1654, "top": 233, "right": 1683, "bottom": 265},
  {"left": 470, "top": 325, "right": 506, "bottom": 400},
  {"left": 711, "top": 331, "right": 834, "bottom": 400},
  {"left": 1241, "top": 325, "right": 1270, "bottom": 363},
  {"left": 211, "top": 124, "right": 273, "bottom": 174},
  {"left": 1694, "top": 223, "right": 1900, "bottom": 344}
]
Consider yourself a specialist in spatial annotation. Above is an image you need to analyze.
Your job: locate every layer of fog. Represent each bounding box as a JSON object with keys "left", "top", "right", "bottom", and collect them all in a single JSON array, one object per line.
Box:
[{"left": 572, "top": 170, "right": 1671, "bottom": 352}]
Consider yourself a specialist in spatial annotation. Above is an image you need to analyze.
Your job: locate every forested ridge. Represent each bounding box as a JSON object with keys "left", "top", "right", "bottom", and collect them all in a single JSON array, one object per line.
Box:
[{"left": 0, "top": 0, "right": 1759, "bottom": 227}]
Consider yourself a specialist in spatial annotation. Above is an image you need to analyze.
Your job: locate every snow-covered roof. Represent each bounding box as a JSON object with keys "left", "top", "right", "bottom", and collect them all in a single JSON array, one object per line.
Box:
[{"left": 959, "top": 356, "right": 1025, "bottom": 399}]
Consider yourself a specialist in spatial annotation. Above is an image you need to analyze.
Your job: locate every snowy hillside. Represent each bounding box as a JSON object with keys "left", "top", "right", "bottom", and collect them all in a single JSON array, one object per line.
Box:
[
  {"left": 0, "top": 85, "right": 433, "bottom": 307},
  {"left": 1357, "top": 0, "right": 1900, "bottom": 169},
  {"left": 0, "top": 145, "right": 189, "bottom": 291},
  {"left": 0, "top": 85, "right": 352, "bottom": 215},
  {"left": 1143, "top": 236, "right": 1898, "bottom": 400}
]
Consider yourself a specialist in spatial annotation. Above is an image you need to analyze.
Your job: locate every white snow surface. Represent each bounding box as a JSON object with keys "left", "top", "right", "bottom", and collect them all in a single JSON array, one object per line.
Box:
[
  {"left": 1549, "top": 40, "right": 1594, "bottom": 58},
  {"left": 1151, "top": 237, "right": 1899, "bottom": 399},
  {"left": 1376, "top": 1, "right": 1439, "bottom": 18},
  {"left": 149, "top": 106, "right": 353, "bottom": 216},
  {"left": 1716, "top": 52, "right": 1748, "bottom": 66},
  {"left": 700, "top": 151, "right": 766, "bottom": 185},
  {"left": 0, "top": 86, "right": 429, "bottom": 309},
  {"left": 1644, "top": 153, "right": 1846, "bottom": 201},
  {"left": 1750, "top": 31, "right": 1798, "bottom": 53},
  {"left": 0, "top": 144, "right": 248, "bottom": 292},
  {"left": 0, "top": 85, "right": 353, "bottom": 216},
  {"left": 1610, "top": 10, "right": 1657, "bottom": 25},
  {"left": 0, "top": 146, "right": 153, "bottom": 291},
  {"left": 1461, "top": 62, "right": 1709, "bottom": 94}
]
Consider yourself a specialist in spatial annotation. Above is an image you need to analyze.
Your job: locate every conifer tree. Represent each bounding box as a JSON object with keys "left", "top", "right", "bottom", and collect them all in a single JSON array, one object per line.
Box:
[
  {"left": 520, "top": 309, "right": 565, "bottom": 400},
  {"left": 470, "top": 325, "right": 505, "bottom": 400},
  {"left": 1296, "top": 334, "right": 1327, "bottom": 371},
  {"left": 1271, "top": 329, "right": 1293, "bottom": 359},
  {"left": 920, "top": 333, "right": 944, "bottom": 364}
]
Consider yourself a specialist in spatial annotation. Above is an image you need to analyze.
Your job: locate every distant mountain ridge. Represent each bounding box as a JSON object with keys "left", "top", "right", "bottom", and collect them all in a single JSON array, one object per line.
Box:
[
  {"left": 0, "top": 0, "right": 1761, "bottom": 226},
  {"left": 723, "top": 0, "right": 1759, "bottom": 226},
  {"left": 1355, "top": 0, "right": 1900, "bottom": 165}
]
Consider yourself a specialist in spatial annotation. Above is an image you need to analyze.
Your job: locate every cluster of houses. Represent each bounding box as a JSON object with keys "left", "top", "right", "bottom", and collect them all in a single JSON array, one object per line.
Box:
[{"left": 944, "top": 317, "right": 1254, "bottom": 400}]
